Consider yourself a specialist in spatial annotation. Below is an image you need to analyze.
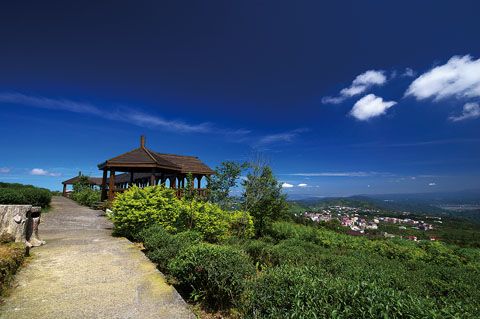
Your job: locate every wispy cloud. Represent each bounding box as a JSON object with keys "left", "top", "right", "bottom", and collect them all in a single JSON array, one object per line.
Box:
[
  {"left": 322, "top": 70, "right": 387, "bottom": 105},
  {"left": 349, "top": 94, "right": 397, "bottom": 121},
  {"left": 297, "top": 183, "right": 308, "bottom": 187},
  {"left": 0, "top": 167, "right": 11, "bottom": 173},
  {"left": 0, "top": 92, "right": 249, "bottom": 135},
  {"left": 255, "top": 128, "right": 309, "bottom": 147},
  {"left": 281, "top": 182, "right": 294, "bottom": 188},
  {"left": 285, "top": 171, "right": 391, "bottom": 177},
  {"left": 29, "top": 168, "right": 61, "bottom": 177},
  {"left": 449, "top": 102, "right": 480, "bottom": 122},
  {"left": 352, "top": 138, "right": 480, "bottom": 148}
]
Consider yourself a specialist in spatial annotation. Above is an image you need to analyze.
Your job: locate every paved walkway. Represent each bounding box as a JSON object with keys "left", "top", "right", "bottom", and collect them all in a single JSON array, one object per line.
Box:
[{"left": 0, "top": 196, "right": 194, "bottom": 319}]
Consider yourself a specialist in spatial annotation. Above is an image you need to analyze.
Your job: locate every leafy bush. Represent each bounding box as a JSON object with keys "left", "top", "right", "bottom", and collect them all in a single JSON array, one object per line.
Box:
[
  {"left": 228, "top": 210, "right": 255, "bottom": 239},
  {"left": 0, "top": 182, "right": 51, "bottom": 207},
  {"left": 70, "top": 188, "right": 100, "bottom": 207},
  {"left": 111, "top": 186, "right": 255, "bottom": 242},
  {"left": 110, "top": 186, "right": 181, "bottom": 238},
  {"left": 178, "top": 200, "right": 231, "bottom": 242},
  {"left": 240, "top": 265, "right": 468, "bottom": 319},
  {"left": 168, "top": 243, "right": 255, "bottom": 309},
  {"left": 0, "top": 243, "right": 26, "bottom": 294},
  {"left": 140, "top": 225, "right": 203, "bottom": 271}
]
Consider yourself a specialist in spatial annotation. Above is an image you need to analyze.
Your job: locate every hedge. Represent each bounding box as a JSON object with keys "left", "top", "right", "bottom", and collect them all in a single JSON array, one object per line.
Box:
[{"left": 0, "top": 182, "right": 51, "bottom": 207}]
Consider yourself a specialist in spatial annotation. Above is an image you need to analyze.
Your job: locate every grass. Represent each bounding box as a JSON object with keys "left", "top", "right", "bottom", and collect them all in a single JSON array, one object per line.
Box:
[{"left": 0, "top": 243, "right": 26, "bottom": 298}]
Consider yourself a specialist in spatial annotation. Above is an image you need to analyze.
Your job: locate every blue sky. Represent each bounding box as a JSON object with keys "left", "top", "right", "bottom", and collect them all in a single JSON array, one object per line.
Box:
[{"left": 0, "top": 1, "right": 479, "bottom": 196}]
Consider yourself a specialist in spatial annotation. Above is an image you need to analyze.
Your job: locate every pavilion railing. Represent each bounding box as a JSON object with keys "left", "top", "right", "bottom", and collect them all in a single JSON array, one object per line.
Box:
[{"left": 110, "top": 187, "right": 209, "bottom": 199}]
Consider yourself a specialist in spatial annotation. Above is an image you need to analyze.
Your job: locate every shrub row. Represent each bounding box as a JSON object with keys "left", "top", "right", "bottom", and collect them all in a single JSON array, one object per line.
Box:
[
  {"left": 266, "top": 221, "right": 475, "bottom": 267},
  {"left": 0, "top": 182, "right": 51, "bottom": 207},
  {"left": 140, "top": 225, "right": 255, "bottom": 310},
  {"left": 241, "top": 265, "right": 473, "bottom": 319},
  {"left": 110, "top": 186, "right": 254, "bottom": 242},
  {"left": 70, "top": 188, "right": 100, "bottom": 207}
]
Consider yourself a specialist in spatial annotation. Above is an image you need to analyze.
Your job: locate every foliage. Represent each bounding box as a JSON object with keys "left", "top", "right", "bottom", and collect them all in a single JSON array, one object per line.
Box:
[
  {"left": 70, "top": 188, "right": 100, "bottom": 207},
  {"left": 208, "top": 161, "right": 248, "bottom": 209},
  {"left": 0, "top": 243, "right": 25, "bottom": 295},
  {"left": 168, "top": 243, "right": 255, "bottom": 310},
  {"left": 178, "top": 199, "right": 231, "bottom": 242},
  {"left": 242, "top": 163, "right": 288, "bottom": 236},
  {"left": 228, "top": 210, "right": 255, "bottom": 239},
  {"left": 111, "top": 186, "right": 255, "bottom": 242},
  {"left": 140, "top": 225, "right": 203, "bottom": 271},
  {"left": 110, "top": 186, "right": 181, "bottom": 239},
  {"left": 240, "top": 265, "right": 471, "bottom": 319},
  {"left": 69, "top": 175, "right": 101, "bottom": 207},
  {"left": 0, "top": 182, "right": 51, "bottom": 207}
]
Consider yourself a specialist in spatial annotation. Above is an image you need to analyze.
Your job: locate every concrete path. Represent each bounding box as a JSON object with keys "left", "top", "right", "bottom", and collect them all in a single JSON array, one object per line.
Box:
[{"left": 0, "top": 196, "right": 194, "bottom": 319}]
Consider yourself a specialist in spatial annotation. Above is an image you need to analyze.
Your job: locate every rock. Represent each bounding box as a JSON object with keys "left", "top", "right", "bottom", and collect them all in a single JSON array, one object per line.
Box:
[{"left": 0, "top": 205, "right": 45, "bottom": 247}]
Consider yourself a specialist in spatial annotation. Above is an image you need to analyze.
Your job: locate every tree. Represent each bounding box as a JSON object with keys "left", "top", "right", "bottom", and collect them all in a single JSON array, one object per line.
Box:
[
  {"left": 208, "top": 161, "right": 248, "bottom": 209},
  {"left": 242, "top": 160, "right": 288, "bottom": 236}
]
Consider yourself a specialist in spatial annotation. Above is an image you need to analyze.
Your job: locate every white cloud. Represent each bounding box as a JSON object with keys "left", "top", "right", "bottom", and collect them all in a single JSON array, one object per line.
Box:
[
  {"left": 30, "top": 168, "right": 61, "bottom": 177},
  {"left": 322, "top": 70, "right": 387, "bottom": 104},
  {"left": 350, "top": 94, "right": 397, "bottom": 121},
  {"left": 405, "top": 55, "right": 480, "bottom": 101},
  {"left": 428, "top": 182, "right": 436, "bottom": 186},
  {"left": 297, "top": 183, "right": 308, "bottom": 187},
  {"left": 449, "top": 102, "right": 480, "bottom": 122},
  {"left": 281, "top": 182, "right": 294, "bottom": 188},
  {"left": 0, "top": 167, "right": 10, "bottom": 173}
]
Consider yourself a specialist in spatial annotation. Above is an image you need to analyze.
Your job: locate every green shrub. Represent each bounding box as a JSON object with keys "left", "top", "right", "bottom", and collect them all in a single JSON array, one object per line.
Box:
[
  {"left": 168, "top": 243, "right": 255, "bottom": 310},
  {"left": 228, "top": 210, "right": 255, "bottom": 239},
  {"left": 178, "top": 200, "right": 231, "bottom": 242},
  {"left": 70, "top": 188, "right": 100, "bottom": 207},
  {"left": 0, "top": 183, "right": 51, "bottom": 207},
  {"left": 110, "top": 186, "right": 181, "bottom": 238},
  {"left": 111, "top": 186, "right": 255, "bottom": 242},
  {"left": 240, "top": 265, "right": 466, "bottom": 319},
  {"left": 140, "top": 225, "right": 202, "bottom": 271}
]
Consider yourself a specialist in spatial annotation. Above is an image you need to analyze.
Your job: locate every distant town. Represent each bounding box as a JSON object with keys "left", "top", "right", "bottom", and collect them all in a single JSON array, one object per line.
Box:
[{"left": 302, "top": 205, "right": 440, "bottom": 241}]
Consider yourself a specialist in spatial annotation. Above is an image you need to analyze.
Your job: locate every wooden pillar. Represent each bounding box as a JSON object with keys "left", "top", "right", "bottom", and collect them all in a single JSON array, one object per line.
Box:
[
  {"left": 108, "top": 169, "right": 116, "bottom": 201},
  {"left": 130, "top": 172, "right": 134, "bottom": 187},
  {"left": 171, "top": 176, "right": 176, "bottom": 188},
  {"left": 62, "top": 184, "right": 67, "bottom": 196},
  {"left": 197, "top": 175, "right": 202, "bottom": 189},
  {"left": 150, "top": 173, "right": 155, "bottom": 186},
  {"left": 101, "top": 169, "right": 108, "bottom": 201}
]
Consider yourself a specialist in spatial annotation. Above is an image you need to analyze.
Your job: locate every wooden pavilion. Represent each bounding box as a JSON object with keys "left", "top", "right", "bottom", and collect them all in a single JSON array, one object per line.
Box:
[
  {"left": 97, "top": 136, "right": 214, "bottom": 201},
  {"left": 62, "top": 172, "right": 103, "bottom": 196}
]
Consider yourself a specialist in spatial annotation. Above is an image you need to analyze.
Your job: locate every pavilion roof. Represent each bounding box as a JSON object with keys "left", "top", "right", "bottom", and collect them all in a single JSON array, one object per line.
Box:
[
  {"left": 62, "top": 175, "right": 103, "bottom": 186},
  {"left": 97, "top": 136, "right": 214, "bottom": 175}
]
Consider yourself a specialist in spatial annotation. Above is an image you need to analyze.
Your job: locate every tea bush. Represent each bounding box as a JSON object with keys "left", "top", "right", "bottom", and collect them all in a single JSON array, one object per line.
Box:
[
  {"left": 0, "top": 182, "right": 51, "bottom": 207},
  {"left": 140, "top": 225, "right": 202, "bottom": 271},
  {"left": 168, "top": 243, "right": 255, "bottom": 309},
  {"left": 240, "top": 265, "right": 468, "bottom": 319}
]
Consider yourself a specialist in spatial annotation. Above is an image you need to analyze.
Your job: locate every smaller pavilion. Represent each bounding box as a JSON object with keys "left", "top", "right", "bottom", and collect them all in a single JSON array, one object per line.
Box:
[
  {"left": 97, "top": 136, "right": 214, "bottom": 201},
  {"left": 61, "top": 172, "right": 103, "bottom": 197}
]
